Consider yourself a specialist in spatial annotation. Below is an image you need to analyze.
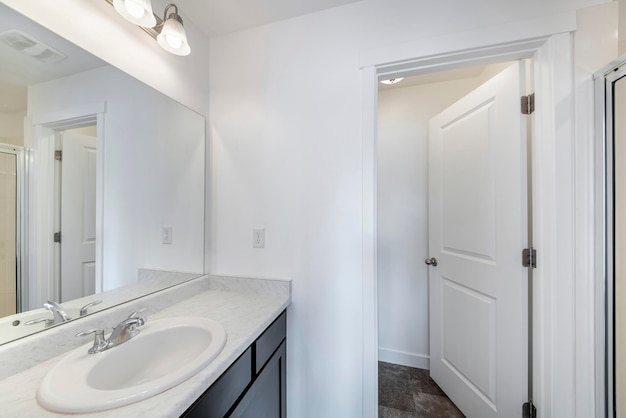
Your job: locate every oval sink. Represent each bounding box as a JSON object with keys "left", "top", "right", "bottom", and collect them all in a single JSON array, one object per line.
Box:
[{"left": 37, "top": 316, "right": 227, "bottom": 413}]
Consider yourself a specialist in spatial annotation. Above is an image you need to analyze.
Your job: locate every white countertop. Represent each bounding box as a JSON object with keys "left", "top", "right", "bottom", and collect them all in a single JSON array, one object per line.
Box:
[{"left": 0, "top": 275, "right": 291, "bottom": 417}]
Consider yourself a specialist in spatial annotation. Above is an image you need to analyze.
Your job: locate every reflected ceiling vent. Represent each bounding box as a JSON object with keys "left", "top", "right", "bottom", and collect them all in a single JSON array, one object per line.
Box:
[{"left": 0, "top": 30, "right": 66, "bottom": 63}]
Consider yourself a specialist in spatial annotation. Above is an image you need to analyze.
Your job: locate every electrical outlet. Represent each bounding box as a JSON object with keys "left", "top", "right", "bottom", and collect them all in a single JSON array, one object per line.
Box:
[
  {"left": 162, "top": 226, "right": 173, "bottom": 245},
  {"left": 253, "top": 228, "right": 265, "bottom": 248}
]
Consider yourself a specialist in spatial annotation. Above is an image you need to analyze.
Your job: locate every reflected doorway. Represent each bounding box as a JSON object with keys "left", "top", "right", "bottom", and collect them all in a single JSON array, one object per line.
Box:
[{"left": 54, "top": 126, "right": 97, "bottom": 303}]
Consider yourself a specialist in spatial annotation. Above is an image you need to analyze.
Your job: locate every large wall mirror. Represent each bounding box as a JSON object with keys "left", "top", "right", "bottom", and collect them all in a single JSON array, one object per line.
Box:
[
  {"left": 599, "top": 55, "right": 626, "bottom": 418},
  {"left": 0, "top": 4, "right": 205, "bottom": 344}
]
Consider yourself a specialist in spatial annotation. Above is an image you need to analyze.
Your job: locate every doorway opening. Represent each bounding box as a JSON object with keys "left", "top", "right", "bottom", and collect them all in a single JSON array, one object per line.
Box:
[
  {"left": 28, "top": 108, "right": 104, "bottom": 310},
  {"left": 53, "top": 125, "right": 97, "bottom": 303},
  {"left": 373, "top": 54, "right": 537, "bottom": 417}
]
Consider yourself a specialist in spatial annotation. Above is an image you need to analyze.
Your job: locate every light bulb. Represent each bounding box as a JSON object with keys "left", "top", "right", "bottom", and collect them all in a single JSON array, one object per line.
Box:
[
  {"left": 157, "top": 13, "right": 190, "bottom": 56},
  {"left": 125, "top": 0, "right": 145, "bottom": 19},
  {"left": 166, "top": 35, "right": 183, "bottom": 49},
  {"left": 113, "top": 0, "right": 156, "bottom": 27},
  {"left": 380, "top": 78, "right": 404, "bottom": 85}
]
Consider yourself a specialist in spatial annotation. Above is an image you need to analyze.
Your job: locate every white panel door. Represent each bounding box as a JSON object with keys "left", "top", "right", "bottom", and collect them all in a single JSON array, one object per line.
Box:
[
  {"left": 428, "top": 62, "right": 527, "bottom": 418},
  {"left": 60, "top": 132, "right": 97, "bottom": 302}
]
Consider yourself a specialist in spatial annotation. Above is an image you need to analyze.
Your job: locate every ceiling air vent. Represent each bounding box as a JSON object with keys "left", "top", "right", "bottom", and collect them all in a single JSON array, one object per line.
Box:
[{"left": 0, "top": 30, "right": 66, "bottom": 63}]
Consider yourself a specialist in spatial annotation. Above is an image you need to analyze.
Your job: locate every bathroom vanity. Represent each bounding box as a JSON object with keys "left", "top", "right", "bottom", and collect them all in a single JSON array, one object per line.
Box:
[
  {"left": 0, "top": 275, "right": 291, "bottom": 417},
  {"left": 183, "top": 311, "right": 287, "bottom": 417}
]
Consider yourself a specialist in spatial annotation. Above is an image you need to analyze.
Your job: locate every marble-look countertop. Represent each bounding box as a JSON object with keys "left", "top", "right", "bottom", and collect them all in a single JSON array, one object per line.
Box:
[{"left": 0, "top": 275, "right": 291, "bottom": 417}]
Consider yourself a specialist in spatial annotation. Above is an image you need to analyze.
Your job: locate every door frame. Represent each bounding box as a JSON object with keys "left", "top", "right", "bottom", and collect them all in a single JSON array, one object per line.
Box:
[
  {"left": 28, "top": 102, "right": 105, "bottom": 308},
  {"left": 593, "top": 53, "right": 626, "bottom": 418},
  {"left": 361, "top": 13, "right": 591, "bottom": 418}
]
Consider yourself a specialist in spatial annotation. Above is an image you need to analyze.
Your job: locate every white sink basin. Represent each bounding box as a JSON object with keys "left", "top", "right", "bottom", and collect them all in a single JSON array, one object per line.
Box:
[{"left": 37, "top": 316, "right": 227, "bottom": 413}]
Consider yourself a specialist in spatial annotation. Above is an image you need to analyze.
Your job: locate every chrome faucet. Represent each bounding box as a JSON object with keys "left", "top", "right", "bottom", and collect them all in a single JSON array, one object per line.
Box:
[
  {"left": 44, "top": 301, "right": 72, "bottom": 323},
  {"left": 25, "top": 300, "right": 72, "bottom": 327},
  {"left": 76, "top": 310, "right": 147, "bottom": 354}
]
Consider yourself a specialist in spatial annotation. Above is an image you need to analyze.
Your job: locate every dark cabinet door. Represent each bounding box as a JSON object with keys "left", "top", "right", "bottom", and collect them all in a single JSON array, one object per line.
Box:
[
  {"left": 231, "top": 340, "right": 286, "bottom": 418},
  {"left": 182, "top": 348, "right": 253, "bottom": 418}
]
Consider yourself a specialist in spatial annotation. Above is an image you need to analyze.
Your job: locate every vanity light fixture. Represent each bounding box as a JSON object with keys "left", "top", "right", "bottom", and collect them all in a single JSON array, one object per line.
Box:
[
  {"left": 156, "top": 4, "right": 191, "bottom": 56},
  {"left": 113, "top": 0, "right": 156, "bottom": 28},
  {"left": 380, "top": 78, "right": 404, "bottom": 85},
  {"left": 106, "top": 0, "right": 191, "bottom": 56}
]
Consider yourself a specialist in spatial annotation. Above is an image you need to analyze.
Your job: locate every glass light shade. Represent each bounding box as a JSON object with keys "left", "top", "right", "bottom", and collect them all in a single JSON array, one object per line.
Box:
[
  {"left": 380, "top": 78, "right": 404, "bottom": 85},
  {"left": 157, "top": 16, "right": 191, "bottom": 56},
  {"left": 113, "top": 0, "right": 157, "bottom": 28}
]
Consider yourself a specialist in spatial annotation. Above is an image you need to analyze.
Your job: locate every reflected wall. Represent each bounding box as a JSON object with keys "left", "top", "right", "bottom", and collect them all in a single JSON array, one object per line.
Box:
[{"left": 28, "top": 66, "right": 206, "bottom": 293}]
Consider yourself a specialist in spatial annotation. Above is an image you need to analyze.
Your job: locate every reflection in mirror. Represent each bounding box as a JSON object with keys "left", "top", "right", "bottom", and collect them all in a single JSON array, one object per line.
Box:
[{"left": 0, "top": 4, "right": 205, "bottom": 345}]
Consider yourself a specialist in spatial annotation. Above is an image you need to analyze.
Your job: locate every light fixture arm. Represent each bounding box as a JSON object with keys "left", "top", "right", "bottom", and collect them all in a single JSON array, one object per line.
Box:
[
  {"left": 105, "top": 0, "right": 191, "bottom": 55},
  {"left": 163, "top": 4, "right": 180, "bottom": 22},
  {"left": 156, "top": 4, "right": 184, "bottom": 34}
]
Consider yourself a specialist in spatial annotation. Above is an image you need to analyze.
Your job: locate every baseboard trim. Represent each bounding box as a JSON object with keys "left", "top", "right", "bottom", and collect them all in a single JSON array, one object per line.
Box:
[{"left": 378, "top": 347, "right": 430, "bottom": 369}]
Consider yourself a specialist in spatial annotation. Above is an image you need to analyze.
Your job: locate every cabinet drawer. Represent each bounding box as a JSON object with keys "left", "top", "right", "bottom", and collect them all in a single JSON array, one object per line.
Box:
[
  {"left": 255, "top": 311, "right": 286, "bottom": 373},
  {"left": 183, "top": 347, "right": 252, "bottom": 418}
]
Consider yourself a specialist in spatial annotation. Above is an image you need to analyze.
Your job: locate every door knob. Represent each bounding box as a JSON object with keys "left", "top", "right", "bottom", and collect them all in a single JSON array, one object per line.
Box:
[{"left": 424, "top": 257, "right": 438, "bottom": 267}]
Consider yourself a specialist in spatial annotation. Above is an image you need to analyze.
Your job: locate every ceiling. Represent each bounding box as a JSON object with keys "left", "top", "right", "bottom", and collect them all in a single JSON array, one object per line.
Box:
[
  {"left": 160, "top": 0, "right": 364, "bottom": 38},
  {"left": 0, "top": 4, "right": 106, "bottom": 114},
  {"left": 378, "top": 62, "right": 513, "bottom": 91}
]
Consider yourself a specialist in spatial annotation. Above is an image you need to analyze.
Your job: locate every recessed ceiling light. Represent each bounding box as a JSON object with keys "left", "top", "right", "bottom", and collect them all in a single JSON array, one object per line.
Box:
[{"left": 380, "top": 78, "right": 404, "bottom": 85}]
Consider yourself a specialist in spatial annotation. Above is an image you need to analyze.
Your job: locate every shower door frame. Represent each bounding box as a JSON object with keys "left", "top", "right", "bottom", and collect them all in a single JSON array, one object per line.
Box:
[
  {"left": 0, "top": 143, "right": 28, "bottom": 314},
  {"left": 595, "top": 53, "right": 626, "bottom": 418}
]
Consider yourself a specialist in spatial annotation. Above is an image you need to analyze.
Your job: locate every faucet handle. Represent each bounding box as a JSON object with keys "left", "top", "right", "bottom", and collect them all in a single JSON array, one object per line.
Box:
[
  {"left": 127, "top": 308, "right": 146, "bottom": 319},
  {"left": 126, "top": 309, "right": 147, "bottom": 327},
  {"left": 25, "top": 317, "right": 54, "bottom": 327},
  {"left": 76, "top": 329, "right": 108, "bottom": 354},
  {"left": 79, "top": 300, "right": 103, "bottom": 316}
]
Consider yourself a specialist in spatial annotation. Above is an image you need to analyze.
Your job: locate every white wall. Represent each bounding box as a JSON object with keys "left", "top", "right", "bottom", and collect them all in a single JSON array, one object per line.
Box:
[
  {"left": 209, "top": 0, "right": 607, "bottom": 416},
  {"left": 0, "top": 112, "right": 24, "bottom": 146},
  {"left": 377, "top": 65, "right": 509, "bottom": 369},
  {"left": 28, "top": 66, "right": 205, "bottom": 289}
]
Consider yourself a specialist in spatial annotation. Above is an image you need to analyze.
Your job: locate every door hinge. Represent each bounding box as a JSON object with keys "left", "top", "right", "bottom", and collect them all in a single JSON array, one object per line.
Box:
[
  {"left": 55, "top": 150, "right": 62, "bottom": 161},
  {"left": 53, "top": 232, "right": 61, "bottom": 243},
  {"left": 521, "top": 93, "right": 535, "bottom": 115},
  {"left": 522, "top": 247, "right": 536, "bottom": 268},
  {"left": 523, "top": 401, "right": 537, "bottom": 418}
]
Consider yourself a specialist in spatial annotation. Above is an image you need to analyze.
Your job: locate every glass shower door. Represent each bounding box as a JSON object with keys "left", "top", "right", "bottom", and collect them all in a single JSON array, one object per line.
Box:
[{"left": 0, "top": 149, "right": 17, "bottom": 318}]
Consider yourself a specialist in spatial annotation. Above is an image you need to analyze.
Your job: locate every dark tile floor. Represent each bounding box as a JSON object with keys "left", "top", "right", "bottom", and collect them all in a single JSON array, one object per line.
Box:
[{"left": 378, "top": 362, "right": 465, "bottom": 418}]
